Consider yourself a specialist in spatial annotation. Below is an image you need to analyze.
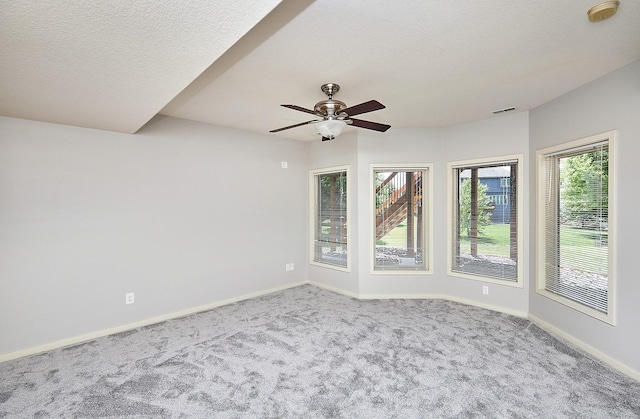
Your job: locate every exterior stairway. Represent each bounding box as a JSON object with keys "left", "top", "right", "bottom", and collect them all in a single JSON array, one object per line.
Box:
[{"left": 375, "top": 172, "right": 422, "bottom": 241}]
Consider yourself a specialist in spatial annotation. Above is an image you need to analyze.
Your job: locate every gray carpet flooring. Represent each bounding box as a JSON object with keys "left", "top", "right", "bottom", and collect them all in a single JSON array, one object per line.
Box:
[{"left": 1, "top": 285, "right": 639, "bottom": 418}]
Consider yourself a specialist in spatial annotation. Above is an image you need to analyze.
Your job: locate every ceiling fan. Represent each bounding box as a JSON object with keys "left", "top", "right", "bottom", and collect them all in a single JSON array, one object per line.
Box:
[{"left": 269, "top": 83, "right": 391, "bottom": 141}]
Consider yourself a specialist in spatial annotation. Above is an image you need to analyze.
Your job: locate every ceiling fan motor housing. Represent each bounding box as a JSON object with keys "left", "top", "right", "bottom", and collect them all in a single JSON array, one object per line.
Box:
[{"left": 314, "top": 99, "right": 347, "bottom": 117}]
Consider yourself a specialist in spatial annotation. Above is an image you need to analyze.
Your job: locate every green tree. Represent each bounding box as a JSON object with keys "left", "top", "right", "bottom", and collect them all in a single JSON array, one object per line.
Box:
[
  {"left": 459, "top": 179, "right": 492, "bottom": 237},
  {"left": 560, "top": 150, "right": 608, "bottom": 225},
  {"left": 319, "top": 172, "right": 347, "bottom": 214},
  {"left": 318, "top": 172, "right": 347, "bottom": 235}
]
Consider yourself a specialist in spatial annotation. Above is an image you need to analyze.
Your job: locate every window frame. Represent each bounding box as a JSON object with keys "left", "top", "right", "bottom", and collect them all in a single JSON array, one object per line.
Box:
[
  {"left": 309, "top": 165, "right": 351, "bottom": 272},
  {"left": 447, "top": 154, "right": 524, "bottom": 287},
  {"left": 370, "top": 163, "right": 434, "bottom": 275},
  {"left": 535, "top": 131, "right": 616, "bottom": 325}
]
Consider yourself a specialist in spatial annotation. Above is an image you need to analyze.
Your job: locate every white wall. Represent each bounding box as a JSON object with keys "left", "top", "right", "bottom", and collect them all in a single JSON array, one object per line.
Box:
[
  {"left": 529, "top": 60, "right": 640, "bottom": 373},
  {"left": 441, "top": 112, "right": 530, "bottom": 315},
  {"left": 355, "top": 128, "right": 444, "bottom": 297},
  {"left": 307, "top": 131, "right": 360, "bottom": 295},
  {"left": 310, "top": 113, "right": 530, "bottom": 318},
  {"left": 3, "top": 60, "right": 638, "bottom": 377},
  {"left": 0, "top": 115, "right": 308, "bottom": 356}
]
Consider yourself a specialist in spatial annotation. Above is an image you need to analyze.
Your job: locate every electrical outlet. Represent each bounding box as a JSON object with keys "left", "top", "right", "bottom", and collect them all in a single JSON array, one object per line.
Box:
[
  {"left": 290, "top": 263, "right": 294, "bottom": 271},
  {"left": 285, "top": 263, "right": 290, "bottom": 271},
  {"left": 281, "top": 161, "right": 288, "bottom": 169},
  {"left": 482, "top": 286, "right": 489, "bottom": 295},
  {"left": 125, "top": 292, "right": 135, "bottom": 304}
]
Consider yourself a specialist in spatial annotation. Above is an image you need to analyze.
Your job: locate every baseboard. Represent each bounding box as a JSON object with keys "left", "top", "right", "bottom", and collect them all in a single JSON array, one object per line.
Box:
[
  {"left": 306, "top": 280, "right": 360, "bottom": 298},
  {"left": 4, "top": 281, "right": 638, "bottom": 383},
  {"left": 440, "top": 295, "right": 529, "bottom": 318},
  {"left": 0, "top": 281, "right": 307, "bottom": 364},
  {"left": 314, "top": 283, "right": 638, "bottom": 381},
  {"left": 334, "top": 288, "right": 528, "bottom": 318},
  {"left": 529, "top": 314, "right": 640, "bottom": 382}
]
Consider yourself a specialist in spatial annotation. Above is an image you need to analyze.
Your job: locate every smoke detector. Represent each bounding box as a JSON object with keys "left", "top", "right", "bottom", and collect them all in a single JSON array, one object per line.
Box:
[{"left": 587, "top": 1, "right": 620, "bottom": 22}]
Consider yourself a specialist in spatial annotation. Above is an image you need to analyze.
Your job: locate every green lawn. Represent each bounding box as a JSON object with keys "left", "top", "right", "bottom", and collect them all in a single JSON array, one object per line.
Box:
[
  {"left": 380, "top": 222, "right": 513, "bottom": 255},
  {"left": 458, "top": 224, "right": 607, "bottom": 272},
  {"left": 559, "top": 226, "right": 608, "bottom": 274},
  {"left": 458, "top": 224, "right": 512, "bottom": 257},
  {"left": 378, "top": 223, "right": 411, "bottom": 247},
  {"left": 379, "top": 220, "right": 608, "bottom": 273}
]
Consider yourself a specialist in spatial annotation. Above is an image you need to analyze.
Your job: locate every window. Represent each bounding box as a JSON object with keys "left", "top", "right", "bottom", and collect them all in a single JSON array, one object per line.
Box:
[
  {"left": 491, "top": 195, "right": 508, "bottom": 205},
  {"left": 448, "top": 155, "right": 523, "bottom": 286},
  {"left": 536, "top": 131, "right": 615, "bottom": 324},
  {"left": 310, "top": 166, "right": 349, "bottom": 270},
  {"left": 372, "top": 165, "right": 432, "bottom": 273}
]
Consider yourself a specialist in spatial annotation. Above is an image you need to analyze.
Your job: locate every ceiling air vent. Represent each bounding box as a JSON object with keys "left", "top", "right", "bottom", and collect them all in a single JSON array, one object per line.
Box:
[{"left": 492, "top": 106, "right": 518, "bottom": 115}]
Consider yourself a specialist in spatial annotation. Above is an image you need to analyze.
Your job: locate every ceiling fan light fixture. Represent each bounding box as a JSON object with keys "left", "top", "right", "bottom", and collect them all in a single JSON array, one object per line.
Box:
[{"left": 315, "top": 119, "right": 346, "bottom": 139}]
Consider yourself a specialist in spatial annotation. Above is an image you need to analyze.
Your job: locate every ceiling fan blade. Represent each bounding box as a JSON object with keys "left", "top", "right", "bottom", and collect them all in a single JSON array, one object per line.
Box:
[
  {"left": 281, "top": 104, "right": 318, "bottom": 115},
  {"left": 269, "top": 120, "right": 318, "bottom": 133},
  {"left": 349, "top": 118, "right": 391, "bottom": 132},
  {"left": 340, "top": 100, "right": 385, "bottom": 117}
]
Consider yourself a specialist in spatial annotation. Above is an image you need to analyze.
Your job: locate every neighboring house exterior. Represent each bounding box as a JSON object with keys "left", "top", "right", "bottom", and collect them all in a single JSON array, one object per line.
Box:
[{"left": 459, "top": 167, "right": 512, "bottom": 224}]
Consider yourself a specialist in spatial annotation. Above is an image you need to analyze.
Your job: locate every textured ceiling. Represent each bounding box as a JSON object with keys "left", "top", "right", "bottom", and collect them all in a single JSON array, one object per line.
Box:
[
  {"left": 2, "top": 1, "right": 639, "bottom": 140},
  {"left": 0, "top": 0, "right": 282, "bottom": 133}
]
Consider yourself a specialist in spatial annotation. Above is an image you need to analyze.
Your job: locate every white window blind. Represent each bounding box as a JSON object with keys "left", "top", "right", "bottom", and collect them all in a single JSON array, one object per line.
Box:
[
  {"left": 543, "top": 142, "right": 609, "bottom": 313},
  {"left": 451, "top": 159, "right": 519, "bottom": 282},
  {"left": 312, "top": 169, "right": 348, "bottom": 268},
  {"left": 373, "top": 168, "right": 429, "bottom": 272}
]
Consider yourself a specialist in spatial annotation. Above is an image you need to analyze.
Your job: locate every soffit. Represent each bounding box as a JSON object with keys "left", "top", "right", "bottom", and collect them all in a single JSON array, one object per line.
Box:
[{"left": 0, "top": 0, "right": 282, "bottom": 133}]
